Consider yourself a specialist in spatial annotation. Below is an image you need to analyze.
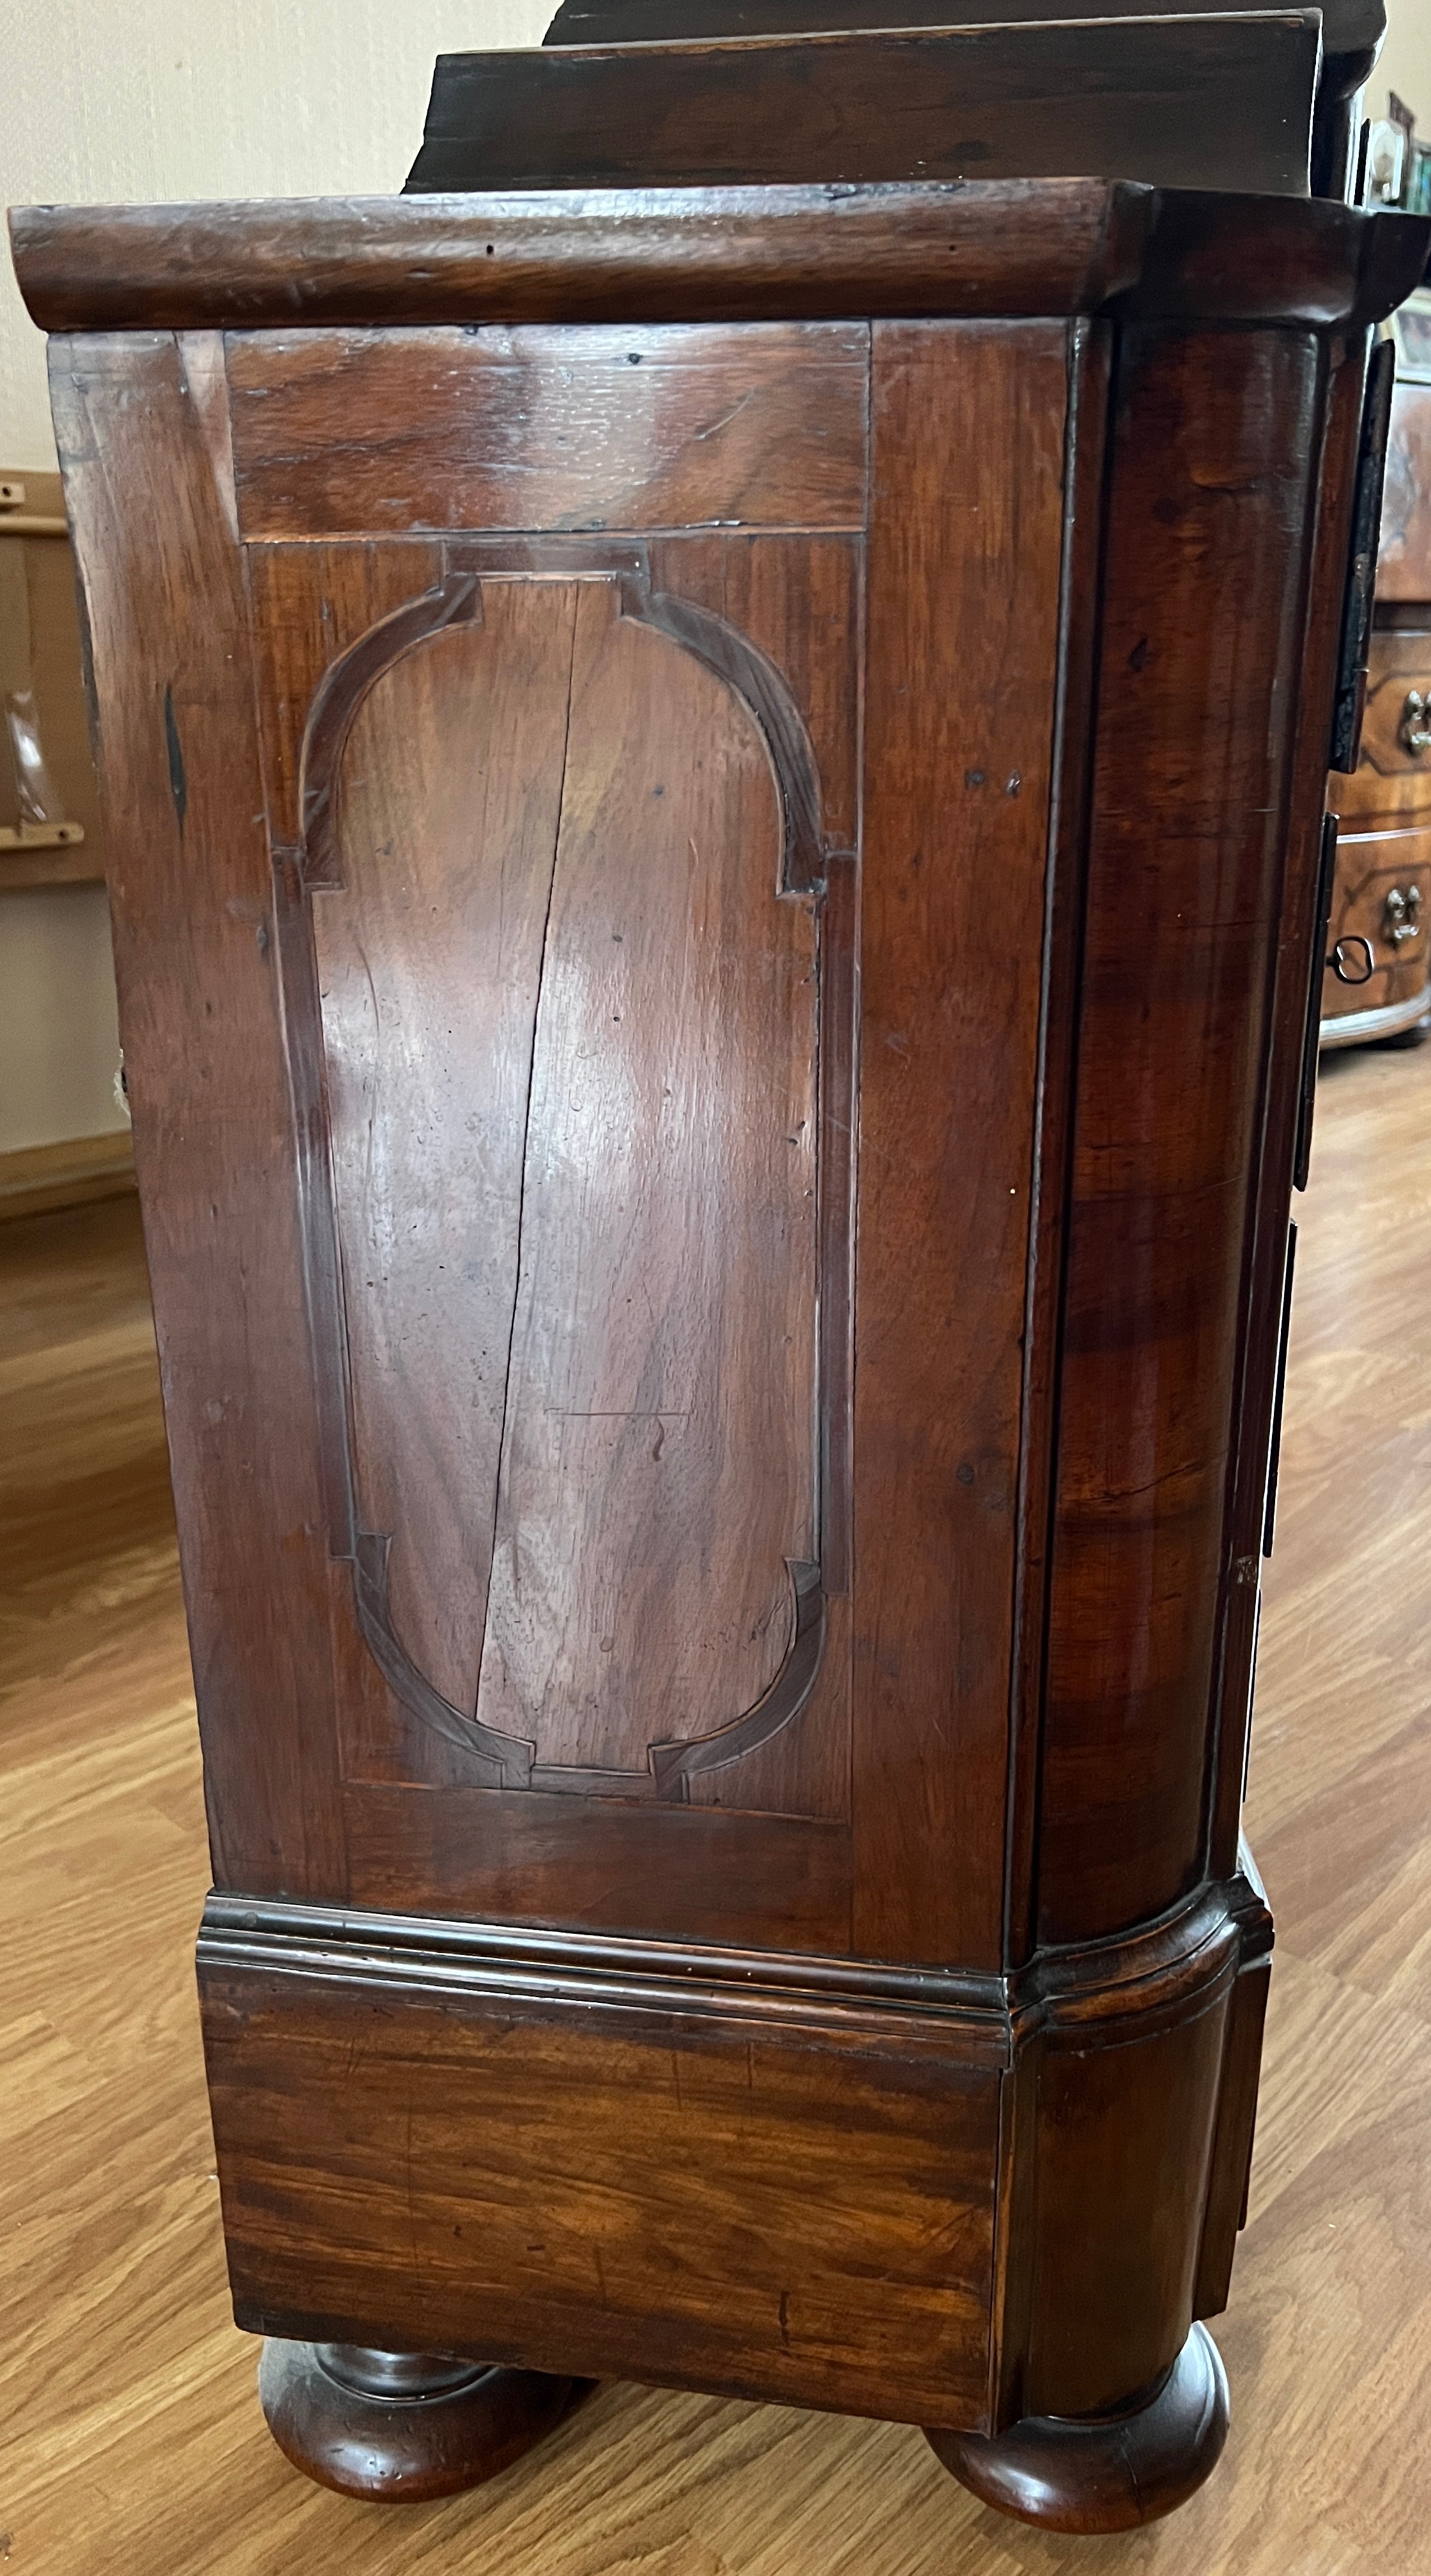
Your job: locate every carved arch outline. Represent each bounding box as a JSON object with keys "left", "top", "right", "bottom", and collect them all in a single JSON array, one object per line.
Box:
[{"left": 273, "top": 551, "right": 846, "bottom": 1803}]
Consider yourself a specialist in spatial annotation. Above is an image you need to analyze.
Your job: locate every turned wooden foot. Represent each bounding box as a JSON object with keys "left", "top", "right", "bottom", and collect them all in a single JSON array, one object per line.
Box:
[
  {"left": 926, "top": 2323, "right": 1229, "bottom": 2533},
  {"left": 258, "top": 2339, "right": 589, "bottom": 2501}
]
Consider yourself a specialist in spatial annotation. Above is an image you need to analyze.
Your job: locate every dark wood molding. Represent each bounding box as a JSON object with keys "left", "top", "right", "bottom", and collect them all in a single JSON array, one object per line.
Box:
[
  {"left": 198, "top": 1863, "right": 1269, "bottom": 2043},
  {"left": 296, "top": 570, "right": 480, "bottom": 886},
  {"left": 1117, "top": 194, "right": 1431, "bottom": 332},
  {"left": 13, "top": 188, "right": 1427, "bottom": 341},
  {"left": 546, "top": 0, "right": 1386, "bottom": 41},
  {"left": 11, "top": 181, "right": 1151, "bottom": 331},
  {"left": 199, "top": 1865, "right": 1268, "bottom": 2434}
]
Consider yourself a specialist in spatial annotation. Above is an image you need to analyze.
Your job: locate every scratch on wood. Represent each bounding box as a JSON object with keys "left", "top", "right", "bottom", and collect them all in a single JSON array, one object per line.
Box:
[{"left": 164, "top": 684, "right": 187, "bottom": 830}]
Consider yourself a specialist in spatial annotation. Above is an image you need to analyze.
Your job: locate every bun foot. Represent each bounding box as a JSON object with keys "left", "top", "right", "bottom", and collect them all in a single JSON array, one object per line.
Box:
[
  {"left": 926, "top": 2322, "right": 1229, "bottom": 2533},
  {"left": 258, "top": 2339, "right": 590, "bottom": 2501}
]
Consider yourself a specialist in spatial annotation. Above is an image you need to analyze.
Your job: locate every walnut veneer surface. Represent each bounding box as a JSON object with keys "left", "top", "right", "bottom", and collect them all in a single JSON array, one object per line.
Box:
[{"left": 3, "top": 1038, "right": 1428, "bottom": 2570}]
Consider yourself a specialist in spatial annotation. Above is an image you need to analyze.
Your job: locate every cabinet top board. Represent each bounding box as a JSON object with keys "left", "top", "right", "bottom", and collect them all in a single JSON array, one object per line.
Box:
[
  {"left": 533, "top": 0, "right": 1387, "bottom": 201},
  {"left": 10, "top": 183, "right": 1429, "bottom": 337},
  {"left": 404, "top": 15, "right": 1324, "bottom": 199},
  {"left": 540, "top": 0, "right": 1384, "bottom": 49}
]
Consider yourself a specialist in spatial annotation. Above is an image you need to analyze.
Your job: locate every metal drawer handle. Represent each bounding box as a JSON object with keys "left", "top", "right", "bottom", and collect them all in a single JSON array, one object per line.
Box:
[
  {"left": 1401, "top": 689, "right": 1431, "bottom": 755},
  {"left": 1383, "top": 883, "right": 1423, "bottom": 947},
  {"left": 1328, "top": 935, "right": 1377, "bottom": 985}
]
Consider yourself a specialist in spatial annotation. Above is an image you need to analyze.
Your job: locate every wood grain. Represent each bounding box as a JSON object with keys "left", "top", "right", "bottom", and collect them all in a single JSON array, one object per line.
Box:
[
  {"left": 1206, "top": 327, "right": 1374, "bottom": 1880},
  {"left": 406, "top": 19, "right": 1321, "bottom": 198},
  {"left": 0, "top": 1129, "right": 135, "bottom": 1222},
  {"left": 203, "top": 1951, "right": 1000, "bottom": 2428},
  {"left": 189, "top": 1870, "right": 1266, "bottom": 2436},
  {"left": 6, "top": 1091, "right": 1431, "bottom": 2566},
  {"left": 471, "top": 581, "right": 818, "bottom": 1779},
  {"left": 249, "top": 528, "right": 862, "bottom": 1830},
  {"left": 227, "top": 325, "right": 869, "bottom": 540},
  {"left": 262, "top": 542, "right": 847, "bottom": 1817},
  {"left": 1037, "top": 326, "right": 1324, "bottom": 1947},
  {"left": 314, "top": 579, "right": 579, "bottom": 1721},
  {"left": 11, "top": 180, "right": 1152, "bottom": 333},
  {"left": 564, "top": 0, "right": 1377, "bottom": 211},
  {"left": 852, "top": 319, "right": 1069, "bottom": 1970},
  {"left": 638, "top": 533, "right": 860, "bottom": 1837},
  {"left": 246, "top": 540, "right": 443, "bottom": 852},
  {"left": 14, "top": 190, "right": 1427, "bottom": 339},
  {"left": 47, "top": 329, "right": 350, "bottom": 1904},
  {"left": 312, "top": 568, "right": 823, "bottom": 1775},
  {"left": 1002, "top": 315, "right": 1113, "bottom": 1967},
  {"left": 344, "top": 1781, "right": 853, "bottom": 1947}
]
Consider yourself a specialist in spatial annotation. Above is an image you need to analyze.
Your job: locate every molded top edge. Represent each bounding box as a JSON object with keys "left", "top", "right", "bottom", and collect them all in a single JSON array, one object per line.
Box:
[
  {"left": 540, "top": 0, "right": 1386, "bottom": 61},
  {"left": 8, "top": 180, "right": 1149, "bottom": 330},
  {"left": 10, "top": 181, "right": 1425, "bottom": 337}
]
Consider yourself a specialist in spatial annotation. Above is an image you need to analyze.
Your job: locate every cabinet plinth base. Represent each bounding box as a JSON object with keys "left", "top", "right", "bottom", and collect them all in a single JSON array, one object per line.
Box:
[
  {"left": 925, "top": 2323, "right": 1230, "bottom": 2533},
  {"left": 257, "top": 2339, "right": 588, "bottom": 2501}
]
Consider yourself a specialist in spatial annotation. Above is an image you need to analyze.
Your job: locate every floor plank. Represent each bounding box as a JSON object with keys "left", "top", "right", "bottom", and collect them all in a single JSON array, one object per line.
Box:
[{"left": 1, "top": 1036, "right": 1428, "bottom": 2570}]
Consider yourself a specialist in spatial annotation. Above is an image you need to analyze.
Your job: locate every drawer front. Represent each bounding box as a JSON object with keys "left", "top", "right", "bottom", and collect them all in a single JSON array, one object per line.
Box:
[
  {"left": 1328, "top": 631, "right": 1431, "bottom": 833},
  {"left": 1359, "top": 634, "right": 1431, "bottom": 779},
  {"left": 1322, "top": 827, "right": 1431, "bottom": 1021}
]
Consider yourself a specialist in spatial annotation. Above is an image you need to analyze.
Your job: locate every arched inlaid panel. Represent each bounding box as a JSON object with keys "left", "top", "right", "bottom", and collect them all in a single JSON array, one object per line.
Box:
[{"left": 281, "top": 567, "right": 844, "bottom": 1802}]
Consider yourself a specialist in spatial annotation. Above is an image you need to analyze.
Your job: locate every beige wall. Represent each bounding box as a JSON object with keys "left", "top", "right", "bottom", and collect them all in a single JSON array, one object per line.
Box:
[
  {"left": 1, "top": 0, "right": 543, "bottom": 1153},
  {"left": 0, "top": 886, "right": 125, "bottom": 1154},
  {"left": 1, "top": 0, "right": 548, "bottom": 470},
  {"left": 1379, "top": 0, "right": 1431, "bottom": 121}
]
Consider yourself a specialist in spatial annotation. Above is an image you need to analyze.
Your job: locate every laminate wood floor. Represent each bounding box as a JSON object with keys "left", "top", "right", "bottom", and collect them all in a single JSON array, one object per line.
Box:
[{"left": 3, "top": 1039, "right": 1429, "bottom": 2574}]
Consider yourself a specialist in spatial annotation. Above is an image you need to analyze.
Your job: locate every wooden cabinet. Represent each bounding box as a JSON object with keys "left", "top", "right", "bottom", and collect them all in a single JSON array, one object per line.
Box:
[
  {"left": 11, "top": 175, "right": 1426, "bottom": 2536},
  {"left": 1325, "top": 387, "right": 1431, "bottom": 1045}
]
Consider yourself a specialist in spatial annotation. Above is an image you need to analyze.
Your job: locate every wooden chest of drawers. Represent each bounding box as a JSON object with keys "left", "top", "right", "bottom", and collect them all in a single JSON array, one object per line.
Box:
[
  {"left": 1324, "top": 384, "right": 1431, "bottom": 1045},
  {"left": 11, "top": 132, "right": 1427, "bottom": 2549}
]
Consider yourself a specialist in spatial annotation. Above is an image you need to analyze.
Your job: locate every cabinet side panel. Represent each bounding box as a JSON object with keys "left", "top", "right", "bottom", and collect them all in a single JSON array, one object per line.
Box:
[
  {"left": 1211, "top": 332, "right": 1369, "bottom": 1866},
  {"left": 854, "top": 318, "right": 1069, "bottom": 1968},
  {"left": 471, "top": 586, "right": 820, "bottom": 1774},
  {"left": 49, "top": 330, "right": 348, "bottom": 1899},
  {"left": 315, "top": 586, "right": 583, "bottom": 1722},
  {"left": 343, "top": 1783, "right": 851, "bottom": 1947},
  {"left": 226, "top": 323, "right": 869, "bottom": 539},
  {"left": 1039, "top": 326, "right": 1321, "bottom": 1944},
  {"left": 203, "top": 1951, "right": 1000, "bottom": 2425}
]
